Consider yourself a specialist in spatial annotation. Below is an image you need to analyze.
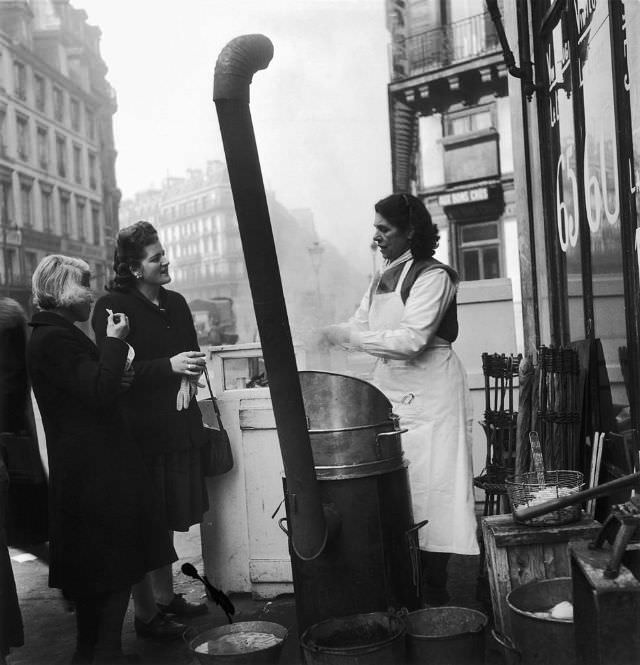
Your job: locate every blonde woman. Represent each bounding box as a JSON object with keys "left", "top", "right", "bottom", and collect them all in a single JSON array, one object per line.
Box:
[{"left": 27, "top": 255, "right": 176, "bottom": 664}]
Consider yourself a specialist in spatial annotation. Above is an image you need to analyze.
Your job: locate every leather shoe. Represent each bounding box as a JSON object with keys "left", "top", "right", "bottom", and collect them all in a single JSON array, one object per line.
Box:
[
  {"left": 134, "top": 614, "right": 186, "bottom": 641},
  {"left": 157, "top": 593, "right": 208, "bottom": 617}
]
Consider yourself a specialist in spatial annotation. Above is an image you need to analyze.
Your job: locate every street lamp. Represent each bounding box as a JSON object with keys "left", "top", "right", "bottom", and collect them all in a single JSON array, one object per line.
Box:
[
  {"left": 370, "top": 241, "right": 378, "bottom": 281},
  {"left": 307, "top": 240, "right": 324, "bottom": 312}
]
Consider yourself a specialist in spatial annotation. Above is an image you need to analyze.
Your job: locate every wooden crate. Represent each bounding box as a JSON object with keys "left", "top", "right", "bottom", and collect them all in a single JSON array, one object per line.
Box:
[{"left": 481, "top": 513, "right": 601, "bottom": 642}]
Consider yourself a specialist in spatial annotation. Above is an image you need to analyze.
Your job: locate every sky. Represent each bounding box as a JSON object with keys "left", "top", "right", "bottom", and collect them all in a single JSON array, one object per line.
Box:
[{"left": 73, "top": 0, "right": 393, "bottom": 275}]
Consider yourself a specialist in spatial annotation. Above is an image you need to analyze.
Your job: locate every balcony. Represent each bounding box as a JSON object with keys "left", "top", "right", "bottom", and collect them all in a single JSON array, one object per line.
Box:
[{"left": 400, "top": 12, "right": 500, "bottom": 78}]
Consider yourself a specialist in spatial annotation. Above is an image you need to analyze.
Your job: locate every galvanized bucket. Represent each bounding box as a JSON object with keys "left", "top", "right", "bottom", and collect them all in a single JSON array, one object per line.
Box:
[
  {"left": 506, "top": 577, "right": 576, "bottom": 665},
  {"left": 300, "top": 611, "right": 406, "bottom": 665},
  {"left": 404, "top": 607, "right": 488, "bottom": 665},
  {"left": 186, "top": 621, "right": 288, "bottom": 665}
]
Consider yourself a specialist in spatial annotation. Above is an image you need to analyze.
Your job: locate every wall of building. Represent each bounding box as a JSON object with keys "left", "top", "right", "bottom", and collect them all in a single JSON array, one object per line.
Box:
[{"left": 0, "top": 0, "right": 118, "bottom": 313}]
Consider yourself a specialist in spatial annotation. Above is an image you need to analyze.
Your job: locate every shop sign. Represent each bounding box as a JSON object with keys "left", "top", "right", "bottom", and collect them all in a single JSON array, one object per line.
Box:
[{"left": 438, "top": 186, "right": 489, "bottom": 207}]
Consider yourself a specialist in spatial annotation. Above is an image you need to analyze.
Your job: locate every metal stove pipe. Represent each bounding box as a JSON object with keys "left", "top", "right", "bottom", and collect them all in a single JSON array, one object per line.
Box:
[{"left": 213, "top": 34, "right": 328, "bottom": 560}]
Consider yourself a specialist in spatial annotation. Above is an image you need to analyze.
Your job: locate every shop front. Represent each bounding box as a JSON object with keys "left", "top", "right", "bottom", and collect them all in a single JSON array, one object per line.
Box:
[{"left": 504, "top": 0, "right": 640, "bottom": 440}]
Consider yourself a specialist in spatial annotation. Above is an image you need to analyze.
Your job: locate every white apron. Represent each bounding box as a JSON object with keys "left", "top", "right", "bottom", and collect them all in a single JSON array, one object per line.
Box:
[{"left": 368, "top": 259, "right": 479, "bottom": 554}]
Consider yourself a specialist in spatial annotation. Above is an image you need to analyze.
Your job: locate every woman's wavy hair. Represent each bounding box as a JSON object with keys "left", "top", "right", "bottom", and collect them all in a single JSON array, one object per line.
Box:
[
  {"left": 374, "top": 193, "right": 439, "bottom": 260},
  {"left": 32, "top": 254, "right": 92, "bottom": 310},
  {"left": 108, "top": 221, "right": 158, "bottom": 292}
]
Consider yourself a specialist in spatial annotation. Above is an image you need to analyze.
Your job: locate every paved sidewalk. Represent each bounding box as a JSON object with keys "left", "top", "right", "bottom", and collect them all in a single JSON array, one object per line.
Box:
[{"left": 6, "top": 526, "right": 502, "bottom": 665}]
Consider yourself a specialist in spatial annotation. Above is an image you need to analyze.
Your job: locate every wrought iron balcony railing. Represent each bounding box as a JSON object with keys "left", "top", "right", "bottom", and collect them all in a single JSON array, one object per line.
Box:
[{"left": 403, "top": 12, "right": 500, "bottom": 77}]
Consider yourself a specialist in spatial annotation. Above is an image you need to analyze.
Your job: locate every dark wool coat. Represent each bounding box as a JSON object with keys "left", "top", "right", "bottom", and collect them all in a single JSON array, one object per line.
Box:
[
  {"left": 91, "top": 288, "right": 206, "bottom": 459},
  {"left": 27, "top": 312, "right": 176, "bottom": 597},
  {"left": 0, "top": 297, "right": 29, "bottom": 433}
]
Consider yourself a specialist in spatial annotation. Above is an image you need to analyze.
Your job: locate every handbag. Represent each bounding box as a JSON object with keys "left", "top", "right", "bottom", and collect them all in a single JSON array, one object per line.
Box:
[{"left": 199, "top": 367, "right": 234, "bottom": 477}]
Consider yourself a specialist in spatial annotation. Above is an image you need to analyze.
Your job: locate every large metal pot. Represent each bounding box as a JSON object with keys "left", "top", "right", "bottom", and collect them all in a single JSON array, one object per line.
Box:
[{"left": 299, "top": 371, "right": 405, "bottom": 478}]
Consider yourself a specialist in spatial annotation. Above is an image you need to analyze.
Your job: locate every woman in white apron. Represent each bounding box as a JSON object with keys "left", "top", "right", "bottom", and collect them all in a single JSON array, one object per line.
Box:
[{"left": 322, "top": 193, "right": 478, "bottom": 605}]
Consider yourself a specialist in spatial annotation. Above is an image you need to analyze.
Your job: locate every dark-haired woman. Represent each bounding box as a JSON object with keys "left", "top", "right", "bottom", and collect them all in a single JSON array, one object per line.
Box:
[
  {"left": 322, "top": 193, "right": 478, "bottom": 605},
  {"left": 92, "top": 222, "right": 209, "bottom": 641}
]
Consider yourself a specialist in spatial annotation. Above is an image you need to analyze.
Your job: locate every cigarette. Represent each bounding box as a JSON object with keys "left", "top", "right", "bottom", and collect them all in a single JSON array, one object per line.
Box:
[{"left": 106, "top": 308, "right": 114, "bottom": 317}]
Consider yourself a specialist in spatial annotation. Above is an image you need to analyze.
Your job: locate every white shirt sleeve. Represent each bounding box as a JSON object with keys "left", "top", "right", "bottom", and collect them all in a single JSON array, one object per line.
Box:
[
  {"left": 348, "top": 269, "right": 457, "bottom": 359},
  {"left": 345, "top": 282, "right": 374, "bottom": 331}
]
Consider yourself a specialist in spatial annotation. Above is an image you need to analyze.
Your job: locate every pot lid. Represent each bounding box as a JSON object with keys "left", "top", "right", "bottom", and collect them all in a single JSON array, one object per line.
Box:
[{"left": 299, "top": 370, "right": 393, "bottom": 430}]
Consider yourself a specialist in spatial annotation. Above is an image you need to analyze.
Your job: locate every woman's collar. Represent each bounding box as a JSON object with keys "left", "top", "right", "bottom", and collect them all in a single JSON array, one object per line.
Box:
[{"left": 383, "top": 250, "right": 412, "bottom": 272}]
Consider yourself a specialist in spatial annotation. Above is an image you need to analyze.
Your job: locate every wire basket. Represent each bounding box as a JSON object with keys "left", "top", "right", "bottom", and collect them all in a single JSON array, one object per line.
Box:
[{"left": 505, "top": 470, "right": 585, "bottom": 526}]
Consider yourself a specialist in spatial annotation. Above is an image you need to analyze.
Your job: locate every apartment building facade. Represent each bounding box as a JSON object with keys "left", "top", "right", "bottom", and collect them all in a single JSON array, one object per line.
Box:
[{"left": 0, "top": 0, "right": 118, "bottom": 312}]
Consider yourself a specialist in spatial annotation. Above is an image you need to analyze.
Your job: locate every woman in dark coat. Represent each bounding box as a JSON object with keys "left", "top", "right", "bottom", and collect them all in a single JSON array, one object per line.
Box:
[
  {"left": 92, "top": 221, "right": 209, "bottom": 640},
  {"left": 27, "top": 255, "right": 176, "bottom": 664},
  {"left": 0, "top": 297, "right": 26, "bottom": 664}
]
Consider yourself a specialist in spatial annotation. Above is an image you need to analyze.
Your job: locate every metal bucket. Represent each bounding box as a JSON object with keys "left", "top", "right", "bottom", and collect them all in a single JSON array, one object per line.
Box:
[
  {"left": 404, "top": 607, "right": 488, "bottom": 665},
  {"left": 300, "top": 612, "right": 406, "bottom": 665},
  {"left": 506, "top": 577, "right": 575, "bottom": 665},
  {"left": 186, "top": 621, "right": 288, "bottom": 665}
]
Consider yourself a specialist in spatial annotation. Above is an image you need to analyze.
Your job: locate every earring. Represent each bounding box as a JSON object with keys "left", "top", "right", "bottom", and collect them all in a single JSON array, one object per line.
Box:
[{"left": 134, "top": 272, "right": 142, "bottom": 280}]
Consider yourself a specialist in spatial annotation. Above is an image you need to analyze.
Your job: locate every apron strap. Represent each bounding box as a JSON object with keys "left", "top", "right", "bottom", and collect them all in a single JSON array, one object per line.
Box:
[{"left": 394, "top": 259, "right": 413, "bottom": 295}]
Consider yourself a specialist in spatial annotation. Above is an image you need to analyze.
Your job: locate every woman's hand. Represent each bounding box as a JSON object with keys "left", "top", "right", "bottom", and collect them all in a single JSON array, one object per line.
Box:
[
  {"left": 119, "top": 367, "right": 135, "bottom": 393},
  {"left": 321, "top": 325, "right": 350, "bottom": 347},
  {"left": 170, "top": 351, "right": 206, "bottom": 377},
  {"left": 106, "top": 310, "right": 130, "bottom": 340}
]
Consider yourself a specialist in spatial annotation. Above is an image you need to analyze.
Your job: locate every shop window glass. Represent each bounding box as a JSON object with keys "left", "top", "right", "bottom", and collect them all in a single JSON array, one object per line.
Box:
[
  {"left": 546, "top": 20, "right": 586, "bottom": 343},
  {"left": 580, "top": 4, "right": 628, "bottom": 409}
]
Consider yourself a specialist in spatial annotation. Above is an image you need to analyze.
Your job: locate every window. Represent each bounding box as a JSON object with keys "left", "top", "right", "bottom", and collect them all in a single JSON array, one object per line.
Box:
[
  {"left": 88, "top": 151, "right": 97, "bottom": 189},
  {"left": 0, "top": 106, "right": 6, "bottom": 156},
  {"left": 76, "top": 197, "right": 86, "bottom": 240},
  {"left": 59, "top": 190, "right": 70, "bottom": 235},
  {"left": 456, "top": 220, "right": 502, "bottom": 281},
  {"left": 0, "top": 177, "right": 14, "bottom": 226},
  {"left": 56, "top": 134, "right": 67, "bottom": 177},
  {"left": 53, "top": 86, "right": 64, "bottom": 122},
  {"left": 25, "top": 251, "right": 38, "bottom": 279},
  {"left": 91, "top": 205, "right": 100, "bottom": 245},
  {"left": 34, "top": 74, "right": 46, "bottom": 111},
  {"left": 40, "top": 185, "right": 53, "bottom": 233},
  {"left": 37, "top": 125, "right": 49, "bottom": 169},
  {"left": 13, "top": 61, "right": 26, "bottom": 100},
  {"left": 70, "top": 98, "right": 80, "bottom": 132},
  {"left": 73, "top": 143, "right": 83, "bottom": 184},
  {"left": 20, "top": 180, "right": 32, "bottom": 227},
  {"left": 16, "top": 113, "right": 29, "bottom": 161},
  {"left": 86, "top": 108, "right": 95, "bottom": 141},
  {"left": 444, "top": 106, "right": 494, "bottom": 136}
]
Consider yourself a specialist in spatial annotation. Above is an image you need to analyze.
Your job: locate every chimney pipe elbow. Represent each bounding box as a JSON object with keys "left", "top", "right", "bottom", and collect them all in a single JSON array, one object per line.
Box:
[{"left": 213, "top": 34, "right": 274, "bottom": 103}]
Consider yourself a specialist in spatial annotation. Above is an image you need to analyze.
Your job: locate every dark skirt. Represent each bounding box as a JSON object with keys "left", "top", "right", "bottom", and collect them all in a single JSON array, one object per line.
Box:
[{"left": 148, "top": 447, "right": 209, "bottom": 532}]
